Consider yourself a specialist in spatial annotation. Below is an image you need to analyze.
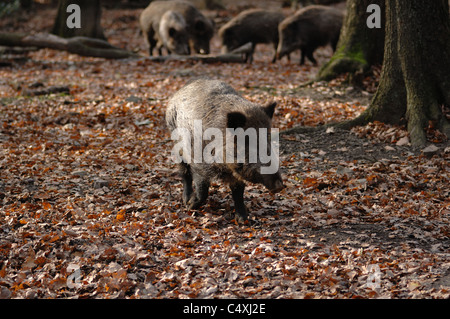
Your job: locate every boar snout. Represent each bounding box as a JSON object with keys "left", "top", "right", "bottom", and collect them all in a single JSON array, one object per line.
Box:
[
  {"left": 262, "top": 173, "right": 285, "bottom": 194},
  {"left": 270, "top": 179, "right": 285, "bottom": 193}
]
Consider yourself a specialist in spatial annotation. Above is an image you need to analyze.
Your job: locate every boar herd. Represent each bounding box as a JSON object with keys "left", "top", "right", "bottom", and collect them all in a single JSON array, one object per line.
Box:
[
  {"left": 140, "top": 0, "right": 344, "bottom": 65},
  {"left": 139, "top": 1, "right": 344, "bottom": 222}
]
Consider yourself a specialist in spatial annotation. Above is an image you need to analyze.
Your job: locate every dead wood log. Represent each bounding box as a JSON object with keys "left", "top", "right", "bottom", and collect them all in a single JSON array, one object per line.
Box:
[
  {"left": 0, "top": 32, "right": 137, "bottom": 59},
  {"left": 143, "top": 52, "right": 245, "bottom": 63},
  {"left": 143, "top": 42, "right": 252, "bottom": 63},
  {"left": 0, "top": 32, "right": 253, "bottom": 62}
]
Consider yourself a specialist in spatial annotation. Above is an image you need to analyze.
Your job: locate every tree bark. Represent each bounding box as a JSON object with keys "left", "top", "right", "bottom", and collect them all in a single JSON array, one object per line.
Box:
[
  {"left": 338, "top": 0, "right": 405, "bottom": 128},
  {"left": 52, "top": 0, "right": 105, "bottom": 40},
  {"left": 397, "top": 0, "right": 450, "bottom": 146},
  {"left": 317, "top": 0, "right": 385, "bottom": 81},
  {"left": 337, "top": 0, "right": 450, "bottom": 147}
]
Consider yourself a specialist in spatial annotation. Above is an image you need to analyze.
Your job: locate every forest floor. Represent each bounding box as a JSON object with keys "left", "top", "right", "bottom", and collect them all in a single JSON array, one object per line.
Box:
[{"left": 0, "top": 2, "right": 449, "bottom": 299}]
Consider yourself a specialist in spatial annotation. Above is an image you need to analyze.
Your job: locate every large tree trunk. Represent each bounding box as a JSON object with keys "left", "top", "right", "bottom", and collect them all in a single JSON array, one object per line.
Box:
[
  {"left": 317, "top": 0, "right": 385, "bottom": 81},
  {"left": 340, "top": 0, "right": 405, "bottom": 127},
  {"left": 52, "top": 0, "right": 105, "bottom": 40},
  {"left": 340, "top": 0, "right": 450, "bottom": 147},
  {"left": 397, "top": 0, "right": 450, "bottom": 146}
]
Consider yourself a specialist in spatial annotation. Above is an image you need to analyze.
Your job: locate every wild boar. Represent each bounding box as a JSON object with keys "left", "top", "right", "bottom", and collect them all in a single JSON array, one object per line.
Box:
[
  {"left": 277, "top": 5, "right": 344, "bottom": 65},
  {"left": 218, "top": 9, "right": 285, "bottom": 63},
  {"left": 139, "top": 0, "right": 214, "bottom": 56},
  {"left": 166, "top": 79, "right": 284, "bottom": 222},
  {"left": 157, "top": 10, "right": 190, "bottom": 55}
]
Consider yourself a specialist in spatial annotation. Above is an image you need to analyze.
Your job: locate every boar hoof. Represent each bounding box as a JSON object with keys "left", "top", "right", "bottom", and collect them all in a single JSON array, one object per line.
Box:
[
  {"left": 234, "top": 208, "right": 248, "bottom": 224},
  {"left": 182, "top": 190, "right": 192, "bottom": 205},
  {"left": 234, "top": 213, "right": 248, "bottom": 224},
  {"left": 187, "top": 196, "right": 204, "bottom": 210}
]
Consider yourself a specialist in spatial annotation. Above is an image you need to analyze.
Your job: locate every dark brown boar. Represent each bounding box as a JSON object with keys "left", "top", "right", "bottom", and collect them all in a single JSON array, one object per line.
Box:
[
  {"left": 139, "top": 0, "right": 214, "bottom": 56},
  {"left": 218, "top": 9, "right": 285, "bottom": 63},
  {"left": 166, "top": 79, "right": 284, "bottom": 223},
  {"left": 277, "top": 5, "right": 344, "bottom": 65}
]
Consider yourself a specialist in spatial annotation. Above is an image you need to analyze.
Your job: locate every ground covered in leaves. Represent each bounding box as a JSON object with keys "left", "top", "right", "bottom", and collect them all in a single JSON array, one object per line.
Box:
[{"left": 0, "top": 3, "right": 449, "bottom": 299}]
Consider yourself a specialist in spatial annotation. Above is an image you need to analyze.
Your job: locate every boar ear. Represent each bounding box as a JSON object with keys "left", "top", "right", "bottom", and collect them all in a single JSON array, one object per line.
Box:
[
  {"left": 227, "top": 112, "right": 247, "bottom": 129},
  {"left": 263, "top": 101, "right": 277, "bottom": 118}
]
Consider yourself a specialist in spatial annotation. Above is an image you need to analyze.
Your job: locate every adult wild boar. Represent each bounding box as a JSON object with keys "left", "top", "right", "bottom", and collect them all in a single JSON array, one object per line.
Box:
[
  {"left": 166, "top": 79, "right": 284, "bottom": 222},
  {"left": 140, "top": 0, "right": 214, "bottom": 56},
  {"left": 157, "top": 10, "right": 190, "bottom": 55},
  {"left": 277, "top": 5, "right": 344, "bottom": 65},
  {"left": 218, "top": 9, "right": 285, "bottom": 63}
]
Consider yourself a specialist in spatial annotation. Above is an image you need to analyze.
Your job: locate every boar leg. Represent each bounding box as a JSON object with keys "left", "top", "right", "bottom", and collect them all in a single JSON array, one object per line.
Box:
[
  {"left": 247, "top": 43, "right": 256, "bottom": 64},
  {"left": 156, "top": 42, "right": 164, "bottom": 56},
  {"left": 299, "top": 46, "right": 306, "bottom": 65},
  {"left": 230, "top": 182, "right": 248, "bottom": 222},
  {"left": 271, "top": 43, "right": 278, "bottom": 63},
  {"left": 144, "top": 30, "right": 157, "bottom": 56},
  {"left": 305, "top": 47, "right": 317, "bottom": 65},
  {"left": 188, "top": 177, "right": 210, "bottom": 210},
  {"left": 180, "top": 163, "right": 193, "bottom": 205}
]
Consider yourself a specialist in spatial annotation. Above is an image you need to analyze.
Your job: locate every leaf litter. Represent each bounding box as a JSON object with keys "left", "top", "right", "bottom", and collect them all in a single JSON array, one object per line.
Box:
[{"left": 0, "top": 3, "right": 449, "bottom": 299}]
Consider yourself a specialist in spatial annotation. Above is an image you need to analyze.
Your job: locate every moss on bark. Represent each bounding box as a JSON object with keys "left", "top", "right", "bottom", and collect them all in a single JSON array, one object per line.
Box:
[
  {"left": 316, "top": 0, "right": 384, "bottom": 81},
  {"left": 342, "top": 0, "right": 450, "bottom": 147},
  {"left": 317, "top": 43, "right": 368, "bottom": 81}
]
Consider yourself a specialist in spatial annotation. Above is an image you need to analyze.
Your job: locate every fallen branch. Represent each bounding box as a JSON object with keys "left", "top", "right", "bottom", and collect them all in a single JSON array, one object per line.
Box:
[
  {"left": 0, "top": 32, "right": 253, "bottom": 63},
  {"left": 22, "top": 85, "right": 70, "bottom": 96},
  {"left": 143, "top": 52, "right": 246, "bottom": 63},
  {"left": 143, "top": 42, "right": 253, "bottom": 63},
  {"left": 0, "top": 32, "right": 138, "bottom": 59}
]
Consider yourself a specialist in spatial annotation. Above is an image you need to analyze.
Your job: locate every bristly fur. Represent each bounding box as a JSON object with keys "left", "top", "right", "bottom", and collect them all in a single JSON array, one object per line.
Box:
[
  {"left": 218, "top": 9, "right": 285, "bottom": 62},
  {"left": 166, "top": 78, "right": 284, "bottom": 222},
  {"left": 166, "top": 78, "right": 274, "bottom": 183},
  {"left": 140, "top": 0, "right": 214, "bottom": 55},
  {"left": 277, "top": 5, "right": 343, "bottom": 64}
]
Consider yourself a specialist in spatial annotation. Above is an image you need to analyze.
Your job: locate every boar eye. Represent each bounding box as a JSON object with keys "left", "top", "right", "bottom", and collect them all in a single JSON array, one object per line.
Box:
[{"left": 169, "top": 28, "right": 177, "bottom": 37}]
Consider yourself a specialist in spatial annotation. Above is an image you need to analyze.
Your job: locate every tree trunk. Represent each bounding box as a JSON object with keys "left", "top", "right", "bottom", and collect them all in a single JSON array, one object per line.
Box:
[
  {"left": 339, "top": 0, "right": 450, "bottom": 147},
  {"left": 317, "top": 0, "right": 385, "bottom": 81},
  {"left": 52, "top": 0, "right": 105, "bottom": 40},
  {"left": 397, "top": 0, "right": 450, "bottom": 146},
  {"left": 339, "top": 0, "right": 405, "bottom": 128}
]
